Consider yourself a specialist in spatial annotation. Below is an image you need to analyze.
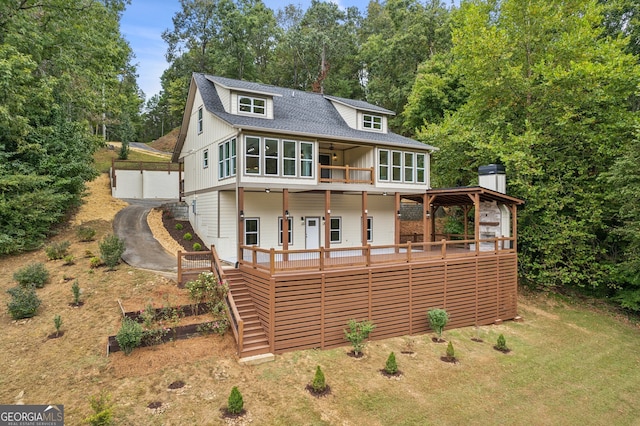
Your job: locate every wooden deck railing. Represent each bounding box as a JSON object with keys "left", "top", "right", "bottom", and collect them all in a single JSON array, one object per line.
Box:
[
  {"left": 211, "top": 246, "right": 244, "bottom": 355},
  {"left": 239, "top": 237, "right": 516, "bottom": 274},
  {"left": 318, "top": 164, "right": 374, "bottom": 184}
]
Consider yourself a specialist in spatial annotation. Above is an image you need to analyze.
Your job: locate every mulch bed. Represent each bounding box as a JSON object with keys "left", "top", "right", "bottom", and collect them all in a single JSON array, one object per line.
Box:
[
  {"left": 379, "top": 369, "right": 403, "bottom": 378},
  {"left": 305, "top": 384, "right": 332, "bottom": 397},
  {"left": 47, "top": 332, "right": 64, "bottom": 340},
  {"left": 493, "top": 346, "right": 511, "bottom": 354},
  {"left": 68, "top": 302, "right": 84, "bottom": 308},
  {"left": 347, "top": 350, "right": 365, "bottom": 358},
  {"left": 147, "top": 402, "right": 163, "bottom": 409},
  {"left": 168, "top": 380, "right": 185, "bottom": 390},
  {"left": 220, "top": 408, "right": 247, "bottom": 418},
  {"left": 432, "top": 337, "right": 446, "bottom": 343},
  {"left": 161, "top": 209, "right": 207, "bottom": 251},
  {"left": 440, "top": 356, "right": 458, "bottom": 364},
  {"left": 471, "top": 338, "right": 483, "bottom": 343}
]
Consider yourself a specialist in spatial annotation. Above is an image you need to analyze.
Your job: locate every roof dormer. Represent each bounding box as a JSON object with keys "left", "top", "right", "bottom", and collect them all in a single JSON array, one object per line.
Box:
[
  {"left": 324, "top": 95, "right": 394, "bottom": 134},
  {"left": 206, "top": 75, "right": 280, "bottom": 119}
]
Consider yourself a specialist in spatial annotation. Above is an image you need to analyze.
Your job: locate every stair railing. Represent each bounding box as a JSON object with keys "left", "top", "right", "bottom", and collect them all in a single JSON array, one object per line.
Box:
[{"left": 211, "top": 245, "right": 244, "bottom": 355}]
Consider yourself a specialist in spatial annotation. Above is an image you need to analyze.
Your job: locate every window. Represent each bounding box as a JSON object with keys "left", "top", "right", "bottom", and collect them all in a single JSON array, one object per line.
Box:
[
  {"left": 203, "top": 149, "right": 209, "bottom": 168},
  {"left": 300, "top": 142, "right": 313, "bottom": 177},
  {"left": 404, "top": 152, "right": 414, "bottom": 182},
  {"left": 330, "top": 217, "right": 341, "bottom": 243},
  {"left": 243, "top": 136, "right": 314, "bottom": 178},
  {"left": 278, "top": 217, "right": 293, "bottom": 245},
  {"left": 392, "top": 151, "right": 402, "bottom": 182},
  {"left": 238, "top": 96, "right": 266, "bottom": 115},
  {"left": 245, "top": 136, "right": 260, "bottom": 174},
  {"left": 366, "top": 217, "right": 373, "bottom": 242},
  {"left": 416, "top": 153, "right": 426, "bottom": 183},
  {"left": 282, "top": 140, "right": 297, "bottom": 176},
  {"left": 197, "top": 107, "right": 203, "bottom": 133},
  {"left": 264, "top": 138, "right": 279, "bottom": 175},
  {"left": 363, "top": 114, "right": 382, "bottom": 131},
  {"left": 244, "top": 218, "right": 259, "bottom": 245},
  {"left": 218, "top": 138, "right": 236, "bottom": 179},
  {"left": 379, "top": 149, "right": 389, "bottom": 181}
]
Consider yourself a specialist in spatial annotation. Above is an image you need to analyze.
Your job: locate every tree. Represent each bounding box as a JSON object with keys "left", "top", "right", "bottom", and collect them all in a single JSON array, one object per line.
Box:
[{"left": 417, "top": 0, "right": 640, "bottom": 292}]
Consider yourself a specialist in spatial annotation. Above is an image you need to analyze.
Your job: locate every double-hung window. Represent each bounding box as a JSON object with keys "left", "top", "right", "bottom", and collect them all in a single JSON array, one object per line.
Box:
[
  {"left": 363, "top": 114, "right": 382, "bottom": 131},
  {"left": 379, "top": 149, "right": 427, "bottom": 184},
  {"left": 238, "top": 96, "right": 266, "bottom": 115},
  {"left": 197, "top": 107, "right": 203, "bottom": 133},
  {"left": 245, "top": 137, "right": 260, "bottom": 174},
  {"left": 218, "top": 138, "right": 236, "bottom": 179},
  {"left": 203, "top": 149, "right": 209, "bottom": 168},
  {"left": 300, "top": 142, "right": 313, "bottom": 177},
  {"left": 244, "top": 218, "right": 259, "bottom": 245},
  {"left": 392, "top": 151, "right": 402, "bottom": 182},
  {"left": 264, "top": 138, "right": 279, "bottom": 175},
  {"left": 278, "top": 217, "right": 293, "bottom": 245},
  {"left": 282, "top": 140, "right": 297, "bottom": 176},
  {"left": 330, "top": 217, "right": 342, "bottom": 243},
  {"left": 404, "top": 152, "right": 414, "bottom": 183},
  {"left": 379, "top": 149, "right": 389, "bottom": 181},
  {"left": 416, "top": 153, "right": 426, "bottom": 183}
]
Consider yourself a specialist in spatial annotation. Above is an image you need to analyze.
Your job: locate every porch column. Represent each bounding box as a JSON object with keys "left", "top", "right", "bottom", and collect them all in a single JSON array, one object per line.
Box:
[
  {"left": 423, "top": 194, "right": 436, "bottom": 243},
  {"left": 282, "top": 189, "right": 289, "bottom": 255},
  {"left": 463, "top": 206, "right": 471, "bottom": 240},
  {"left": 510, "top": 203, "right": 518, "bottom": 251},
  {"left": 361, "top": 191, "right": 368, "bottom": 246},
  {"left": 394, "top": 192, "right": 401, "bottom": 247},
  {"left": 238, "top": 187, "right": 245, "bottom": 263},
  {"left": 470, "top": 194, "right": 481, "bottom": 254},
  {"left": 324, "top": 190, "right": 331, "bottom": 249}
]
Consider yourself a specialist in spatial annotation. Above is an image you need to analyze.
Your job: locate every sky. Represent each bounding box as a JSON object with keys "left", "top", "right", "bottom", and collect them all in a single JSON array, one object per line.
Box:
[{"left": 120, "top": 0, "right": 371, "bottom": 102}]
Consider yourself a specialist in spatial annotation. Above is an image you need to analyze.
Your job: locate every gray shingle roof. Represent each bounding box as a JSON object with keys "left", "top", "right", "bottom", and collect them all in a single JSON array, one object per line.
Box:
[{"left": 195, "top": 73, "right": 436, "bottom": 151}]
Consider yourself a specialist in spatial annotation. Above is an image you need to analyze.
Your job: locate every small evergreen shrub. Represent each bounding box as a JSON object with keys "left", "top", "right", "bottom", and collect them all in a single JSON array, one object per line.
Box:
[
  {"left": 118, "top": 142, "right": 130, "bottom": 160},
  {"left": 344, "top": 319, "right": 376, "bottom": 356},
  {"left": 175, "top": 223, "right": 183, "bottom": 230},
  {"left": 227, "top": 386, "right": 244, "bottom": 415},
  {"left": 183, "top": 232, "right": 193, "bottom": 241},
  {"left": 446, "top": 341, "right": 455, "bottom": 358},
  {"left": 428, "top": 308, "right": 449, "bottom": 341},
  {"left": 192, "top": 242, "right": 202, "bottom": 251},
  {"left": 496, "top": 334, "right": 509, "bottom": 351},
  {"left": 6, "top": 286, "right": 41, "bottom": 319},
  {"left": 45, "top": 240, "right": 71, "bottom": 260},
  {"left": 84, "top": 249, "right": 94, "bottom": 258},
  {"left": 71, "top": 280, "right": 81, "bottom": 305},
  {"left": 63, "top": 255, "right": 75, "bottom": 265},
  {"left": 85, "top": 391, "right": 113, "bottom": 426},
  {"left": 76, "top": 226, "right": 96, "bottom": 242},
  {"left": 99, "top": 234, "right": 125, "bottom": 270},
  {"left": 384, "top": 352, "right": 398, "bottom": 375},
  {"left": 311, "top": 365, "right": 326, "bottom": 393},
  {"left": 54, "top": 314, "right": 62, "bottom": 336},
  {"left": 13, "top": 262, "right": 50, "bottom": 288},
  {"left": 116, "top": 317, "right": 143, "bottom": 355}
]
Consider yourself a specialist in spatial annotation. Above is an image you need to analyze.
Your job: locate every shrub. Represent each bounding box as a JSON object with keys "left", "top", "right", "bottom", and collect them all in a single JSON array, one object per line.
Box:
[
  {"left": 192, "top": 242, "right": 202, "bottom": 251},
  {"left": 446, "top": 341, "right": 455, "bottom": 359},
  {"left": 13, "top": 263, "right": 50, "bottom": 288},
  {"left": 71, "top": 280, "right": 81, "bottom": 305},
  {"left": 99, "top": 234, "right": 125, "bottom": 270},
  {"left": 344, "top": 319, "right": 376, "bottom": 356},
  {"left": 183, "top": 232, "right": 193, "bottom": 241},
  {"left": 90, "top": 256, "right": 102, "bottom": 268},
  {"left": 118, "top": 141, "right": 129, "bottom": 160},
  {"left": 185, "top": 272, "right": 228, "bottom": 314},
  {"left": 76, "top": 226, "right": 96, "bottom": 242},
  {"left": 84, "top": 249, "right": 94, "bottom": 258},
  {"left": 428, "top": 308, "right": 449, "bottom": 341},
  {"left": 496, "top": 334, "right": 509, "bottom": 351},
  {"left": 174, "top": 223, "right": 183, "bottom": 230},
  {"left": 7, "top": 286, "right": 41, "bottom": 319},
  {"left": 227, "top": 386, "right": 244, "bottom": 415},
  {"left": 45, "top": 240, "right": 71, "bottom": 260},
  {"left": 63, "top": 254, "right": 75, "bottom": 265},
  {"left": 116, "top": 317, "right": 143, "bottom": 355},
  {"left": 384, "top": 352, "right": 398, "bottom": 375},
  {"left": 311, "top": 366, "right": 326, "bottom": 393},
  {"left": 54, "top": 314, "right": 62, "bottom": 336},
  {"left": 85, "top": 391, "right": 113, "bottom": 426}
]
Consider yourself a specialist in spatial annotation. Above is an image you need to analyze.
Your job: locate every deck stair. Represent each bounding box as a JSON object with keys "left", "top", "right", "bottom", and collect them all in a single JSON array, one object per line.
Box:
[{"left": 223, "top": 268, "right": 271, "bottom": 358}]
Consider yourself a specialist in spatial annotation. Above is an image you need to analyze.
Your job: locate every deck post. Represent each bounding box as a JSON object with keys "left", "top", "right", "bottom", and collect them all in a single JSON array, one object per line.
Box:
[
  {"left": 441, "top": 239, "right": 447, "bottom": 259},
  {"left": 252, "top": 248, "right": 257, "bottom": 268},
  {"left": 345, "top": 164, "right": 351, "bottom": 183},
  {"left": 270, "top": 248, "right": 275, "bottom": 276},
  {"left": 366, "top": 244, "right": 371, "bottom": 266},
  {"left": 177, "top": 250, "right": 182, "bottom": 284},
  {"left": 320, "top": 247, "right": 325, "bottom": 271},
  {"left": 473, "top": 194, "right": 481, "bottom": 255},
  {"left": 407, "top": 241, "right": 412, "bottom": 263},
  {"left": 269, "top": 276, "right": 276, "bottom": 353}
]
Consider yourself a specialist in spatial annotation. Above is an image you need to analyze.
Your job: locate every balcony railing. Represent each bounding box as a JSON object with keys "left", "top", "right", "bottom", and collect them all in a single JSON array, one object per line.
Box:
[
  {"left": 318, "top": 164, "right": 374, "bottom": 184},
  {"left": 239, "top": 237, "right": 516, "bottom": 275}
]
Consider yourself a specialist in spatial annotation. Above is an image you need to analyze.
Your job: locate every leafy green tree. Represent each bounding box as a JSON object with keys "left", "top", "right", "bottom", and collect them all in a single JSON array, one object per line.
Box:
[{"left": 418, "top": 0, "right": 640, "bottom": 292}]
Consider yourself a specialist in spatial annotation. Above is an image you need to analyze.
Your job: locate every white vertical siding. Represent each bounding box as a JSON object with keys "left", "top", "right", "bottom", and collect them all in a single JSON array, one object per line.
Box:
[{"left": 332, "top": 102, "right": 358, "bottom": 128}]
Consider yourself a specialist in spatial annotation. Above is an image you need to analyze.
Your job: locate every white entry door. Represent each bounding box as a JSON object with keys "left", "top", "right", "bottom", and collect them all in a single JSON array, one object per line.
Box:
[{"left": 305, "top": 217, "right": 320, "bottom": 249}]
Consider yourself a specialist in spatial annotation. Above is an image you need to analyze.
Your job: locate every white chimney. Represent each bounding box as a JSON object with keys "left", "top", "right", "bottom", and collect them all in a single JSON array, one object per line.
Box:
[{"left": 478, "top": 164, "right": 506, "bottom": 194}]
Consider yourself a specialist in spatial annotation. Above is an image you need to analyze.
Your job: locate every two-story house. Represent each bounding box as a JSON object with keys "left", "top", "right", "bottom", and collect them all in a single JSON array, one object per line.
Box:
[{"left": 173, "top": 74, "right": 523, "bottom": 359}]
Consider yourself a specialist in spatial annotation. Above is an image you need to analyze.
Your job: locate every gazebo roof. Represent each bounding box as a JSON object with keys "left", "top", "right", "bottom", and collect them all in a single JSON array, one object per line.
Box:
[{"left": 405, "top": 186, "right": 524, "bottom": 207}]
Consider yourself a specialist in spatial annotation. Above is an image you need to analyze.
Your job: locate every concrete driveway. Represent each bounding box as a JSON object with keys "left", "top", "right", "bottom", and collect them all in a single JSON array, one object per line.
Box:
[{"left": 113, "top": 199, "right": 178, "bottom": 273}]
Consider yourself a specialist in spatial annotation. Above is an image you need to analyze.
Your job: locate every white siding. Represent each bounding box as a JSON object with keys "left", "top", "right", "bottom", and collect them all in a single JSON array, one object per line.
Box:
[
  {"left": 230, "top": 93, "right": 274, "bottom": 119},
  {"left": 215, "top": 84, "right": 231, "bottom": 112}
]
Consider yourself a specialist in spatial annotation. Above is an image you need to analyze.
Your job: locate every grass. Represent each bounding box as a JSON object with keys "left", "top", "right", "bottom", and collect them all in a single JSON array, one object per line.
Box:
[
  {"left": 94, "top": 143, "right": 171, "bottom": 173},
  {"left": 1, "top": 160, "right": 639, "bottom": 424}
]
